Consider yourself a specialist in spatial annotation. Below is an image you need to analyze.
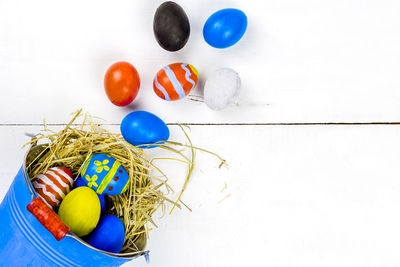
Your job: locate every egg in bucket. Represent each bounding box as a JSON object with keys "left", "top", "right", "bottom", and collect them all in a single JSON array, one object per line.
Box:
[
  {"left": 58, "top": 187, "right": 101, "bottom": 237},
  {"left": 80, "top": 154, "right": 130, "bottom": 196},
  {"left": 31, "top": 167, "right": 74, "bottom": 209}
]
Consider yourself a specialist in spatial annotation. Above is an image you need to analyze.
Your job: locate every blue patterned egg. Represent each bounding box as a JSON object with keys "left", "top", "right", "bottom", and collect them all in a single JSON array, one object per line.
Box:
[{"left": 80, "top": 154, "right": 130, "bottom": 196}]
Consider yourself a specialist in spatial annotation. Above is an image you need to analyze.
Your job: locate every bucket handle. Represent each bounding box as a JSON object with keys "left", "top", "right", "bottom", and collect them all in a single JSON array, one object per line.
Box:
[{"left": 27, "top": 197, "right": 70, "bottom": 241}]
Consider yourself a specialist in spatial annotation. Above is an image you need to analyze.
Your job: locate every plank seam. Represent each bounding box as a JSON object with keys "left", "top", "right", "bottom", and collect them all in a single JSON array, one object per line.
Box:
[{"left": 1, "top": 122, "right": 400, "bottom": 126}]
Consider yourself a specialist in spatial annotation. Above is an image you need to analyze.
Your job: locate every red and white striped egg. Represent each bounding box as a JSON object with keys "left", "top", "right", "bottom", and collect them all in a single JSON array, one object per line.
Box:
[
  {"left": 153, "top": 63, "right": 198, "bottom": 101},
  {"left": 32, "top": 167, "right": 74, "bottom": 209}
]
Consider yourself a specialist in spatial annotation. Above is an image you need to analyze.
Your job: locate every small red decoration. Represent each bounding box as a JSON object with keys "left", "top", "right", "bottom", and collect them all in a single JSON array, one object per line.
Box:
[{"left": 27, "top": 197, "right": 70, "bottom": 241}]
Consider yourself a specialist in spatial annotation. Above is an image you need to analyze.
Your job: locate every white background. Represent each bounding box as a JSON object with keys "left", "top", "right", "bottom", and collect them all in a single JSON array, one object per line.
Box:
[{"left": 1, "top": 0, "right": 400, "bottom": 266}]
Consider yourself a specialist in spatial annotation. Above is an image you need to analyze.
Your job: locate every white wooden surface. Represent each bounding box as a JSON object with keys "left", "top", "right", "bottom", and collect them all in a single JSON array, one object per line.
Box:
[
  {"left": 1, "top": 0, "right": 400, "bottom": 266},
  {"left": 1, "top": 0, "right": 400, "bottom": 124}
]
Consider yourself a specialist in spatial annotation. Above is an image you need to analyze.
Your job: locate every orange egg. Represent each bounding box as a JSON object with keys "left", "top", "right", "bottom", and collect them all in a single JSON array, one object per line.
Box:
[
  {"left": 153, "top": 63, "right": 198, "bottom": 101},
  {"left": 31, "top": 167, "right": 73, "bottom": 209},
  {"left": 104, "top": 61, "right": 140, "bottom": 106}
]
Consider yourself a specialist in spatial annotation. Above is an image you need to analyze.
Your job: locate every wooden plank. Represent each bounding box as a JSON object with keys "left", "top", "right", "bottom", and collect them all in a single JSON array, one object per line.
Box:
[
  {"left": 1, "top": 0, "right": 400, "bottom": 123},
  {"left": 1, "top": 125, "right": 400, "bottom": 266}
]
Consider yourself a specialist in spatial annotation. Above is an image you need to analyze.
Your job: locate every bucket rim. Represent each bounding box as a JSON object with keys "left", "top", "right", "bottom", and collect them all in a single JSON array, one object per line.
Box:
[{"left": 23, "top": 140, "right": 149, "bottom": 259}]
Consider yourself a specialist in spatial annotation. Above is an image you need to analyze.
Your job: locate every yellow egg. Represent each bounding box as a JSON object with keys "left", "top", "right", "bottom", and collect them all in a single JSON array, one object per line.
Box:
[{"left": 58, "top": 187, "right": 100, "bottom": 237}]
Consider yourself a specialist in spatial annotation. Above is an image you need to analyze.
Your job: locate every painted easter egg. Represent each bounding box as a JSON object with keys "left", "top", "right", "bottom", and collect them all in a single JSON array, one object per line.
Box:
[
  {"left": 58, "top": 187, "right": 101, "bottom": 237},
  {"left": 85, "top": 215, "right": 125, "bottom": 253},
  {"left": 153, "top": 63, "right": 198, "bottom": 101},
  {"left": 153, "top": 1, "right": 190, "bottom": 51},
  {"left": 121, "top": 111, "right": 169, "bottom": 147},
  {"left": 204, "top": 68, "right": 241, "bottom": 110},
  {"left": 73, "top": 177, "right": 106, "bottom": 212},
  {"left": 81, "top": 154, "right": 130, "bottom": 196},
  {"left": 104, "top": 61, "right": 140, "bottom": 106},
  {"left": 203, "top": 8, "right": 247, "bottom": 49},
  {"left": 31, "top": 167, "right": 74, "bottom": 209}
]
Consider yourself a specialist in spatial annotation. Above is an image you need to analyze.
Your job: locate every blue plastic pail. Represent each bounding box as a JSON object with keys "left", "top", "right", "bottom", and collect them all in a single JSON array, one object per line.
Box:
[{"left": 0, "top": 145, "right": 148, "bottom": 266}]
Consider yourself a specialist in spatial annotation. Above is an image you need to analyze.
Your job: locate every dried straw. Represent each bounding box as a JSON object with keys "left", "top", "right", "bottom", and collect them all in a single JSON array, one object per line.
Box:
[{"left": 24, "top": 110, "right": 225, "bottom": 254}]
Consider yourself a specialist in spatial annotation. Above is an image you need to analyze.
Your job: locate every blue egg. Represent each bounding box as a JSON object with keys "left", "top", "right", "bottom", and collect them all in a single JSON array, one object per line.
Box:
[
  {"left": 81, "top": 154, "right": 130, "bottom": 196},
  {"left": 73, "top": 176, "right": 106, "bottom": 212},
  {"left": 85, "top": 215, "right": 125, "bottom": 253},
  {"left": 203, "top": 8, "right": 247, "bottom": 49},
  {"left": 120, "top": 111, "right": 169, "bottom": 148},
  {"left": 73, "top": 176, "right": 87, "bottom": 188}
]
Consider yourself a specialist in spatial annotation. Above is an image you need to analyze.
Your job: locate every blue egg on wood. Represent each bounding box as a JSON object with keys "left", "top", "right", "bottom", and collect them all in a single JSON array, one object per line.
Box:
[
  {"left": 73, "top": 176, "right": 106, "bottom": 212},
  {"left": 80, "top": 154, "right": 130, "bottom": 196},
  {"left": 85, "top": 215, "right": 125, "bottom": 253},
  {"left": 203, "top": 8, "right": 247, "bottom": 49},
  {"left": 120, "top": 111, "right": 169, "bottom": 148}
]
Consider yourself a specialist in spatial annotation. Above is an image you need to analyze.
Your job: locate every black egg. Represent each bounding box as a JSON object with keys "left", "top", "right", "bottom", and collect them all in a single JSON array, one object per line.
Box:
[{"left": 153, "top": 1, "right": 190, "bottom": 52}]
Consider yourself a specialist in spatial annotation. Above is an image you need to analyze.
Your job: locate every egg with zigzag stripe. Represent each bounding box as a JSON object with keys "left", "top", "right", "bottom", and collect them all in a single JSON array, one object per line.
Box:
[
  {"left": 80, "top": 154, "right": 130, "bottom": 196},
  {"left": 31, "top": 167, "right": 74, "bottom": 209},
  {"left": 153, "top": 62, "right": 198, "bottom": 101}
]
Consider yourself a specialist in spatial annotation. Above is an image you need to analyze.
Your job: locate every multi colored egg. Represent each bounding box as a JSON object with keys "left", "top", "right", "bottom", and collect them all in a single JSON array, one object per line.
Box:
[
  {"left": 153, "top": 63, "right": 198, "bottom": 101},
  {"left": 73, "top": 176, "right": 106, "bottom": 212},
  {"left": 31, "top": 167, "right": 74, "bottom": 209},
  {"left": 203, "top": 8, "right": 248, "bottom": 49},
  {"left": 153, "top": 1, "right": 190, "bottom": 51},
  {"left": 58, "top": 187, "right": 101, "bottom": 237},
  {"left": 80, "top": 154, "right": 130, "bottom": 196},
  {"left": 85, "top": 215, "right": 125, "bottom": 253},
  {"left": 121, "top": 111, "right": 169, "bottom": 147}
]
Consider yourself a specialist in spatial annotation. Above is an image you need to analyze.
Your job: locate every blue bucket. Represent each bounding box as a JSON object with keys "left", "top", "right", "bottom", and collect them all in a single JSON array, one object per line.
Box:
[{"left": 0, "top": 144, "right": 148, "bottom": 266}]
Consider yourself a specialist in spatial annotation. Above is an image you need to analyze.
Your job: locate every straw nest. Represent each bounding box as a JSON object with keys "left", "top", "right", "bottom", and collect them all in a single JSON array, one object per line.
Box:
[{"left": 24, "top": 110, "right": 225, "bottom": 254}]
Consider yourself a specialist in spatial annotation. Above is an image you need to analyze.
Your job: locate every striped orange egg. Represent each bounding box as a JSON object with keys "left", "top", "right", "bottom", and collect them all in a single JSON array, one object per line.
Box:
[
  {"left": 153, "top": 63, "right": 198, "bottom": 101},
  {"left": 32, "top": 167, "right": 74, "bottom": 209}
]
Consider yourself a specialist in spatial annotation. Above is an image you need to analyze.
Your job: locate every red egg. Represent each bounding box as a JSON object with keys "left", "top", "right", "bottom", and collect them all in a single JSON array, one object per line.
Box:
[
  {"left": 31, "top": 167, "right": 74, "bottom": 209},
  {"left": 104, "top": 61, "right": 140, "bottom": 106}
]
